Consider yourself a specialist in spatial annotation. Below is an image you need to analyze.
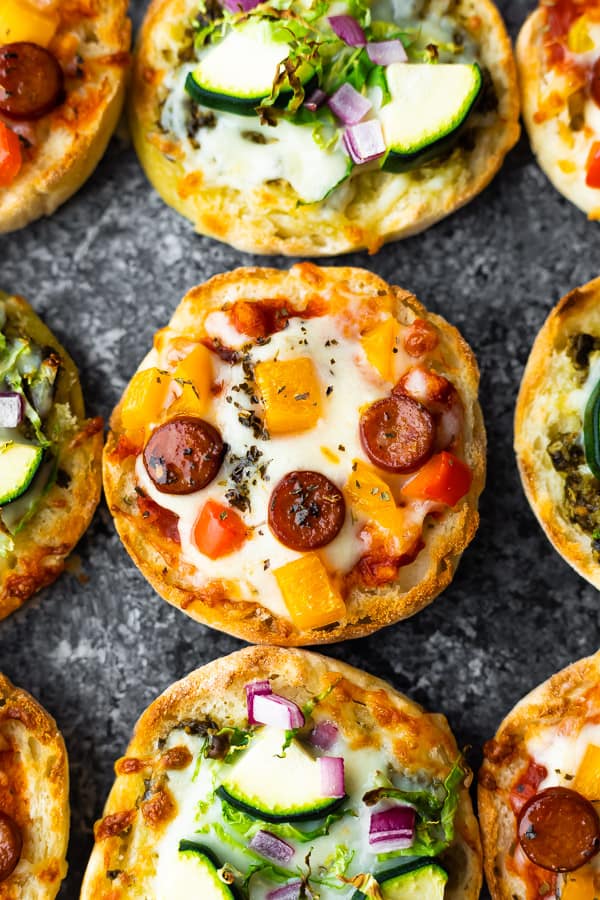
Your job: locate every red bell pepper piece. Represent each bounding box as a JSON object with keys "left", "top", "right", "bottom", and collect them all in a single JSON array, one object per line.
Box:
[
  {"left": 0, "top": 122, "right": 22, "bottom": 187},
  {"left": 401, "top": 451, "right": 472, "bottom": 506},
  {"left": 194, "top": 500, "right": 246, "bottom": 559}
]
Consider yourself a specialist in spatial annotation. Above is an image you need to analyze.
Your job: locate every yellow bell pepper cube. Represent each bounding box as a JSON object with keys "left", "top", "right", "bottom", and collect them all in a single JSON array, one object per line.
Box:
[
  {"left": 0, "top": 0, "right": 59, "bottom": 46},
  {"left": 120, "top": 368, "right": 170, "bottom": 436},
  {"left": 274, "top": 554, "right": 346, "bottom": 630},
  {"left": 573, "top": 744, "right": 600, "bottom": 800},
  {"left": 361, "top": 317, "right": 401, "bottom": 382},
  {"left": 255, "top": 357, "right": 322, "bottom": 435},
  {"left": 345, "top": 460, "right": 405, "bottom": 534},
  {"left": 561, "top": 866, "right": 598, "bottom": 900},
  {"left": 169, "top": 344, "right": 213, "bottom": 415}
]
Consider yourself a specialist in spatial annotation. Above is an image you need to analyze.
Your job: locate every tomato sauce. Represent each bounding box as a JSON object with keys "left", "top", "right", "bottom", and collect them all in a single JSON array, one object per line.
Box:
[{"left": 136, "top": 494, "right": 181, "bottom": 544}]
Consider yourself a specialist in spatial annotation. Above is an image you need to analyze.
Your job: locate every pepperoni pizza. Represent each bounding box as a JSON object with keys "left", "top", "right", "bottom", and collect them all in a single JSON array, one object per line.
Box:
[
  {"left": 0, "top": 672, "right": 69, "bottom": 899},
  {"left": 517, "top": 0, "right": 600, "bottom": 216},
  {"left": 0, "top": 0, "right": 130, "bottom": 232},
  {"left": 479, "top": 651, "right": 600, "bottom": 900},
  {"left": 103, "top": 264, "right": 485, "bottom": 645}
]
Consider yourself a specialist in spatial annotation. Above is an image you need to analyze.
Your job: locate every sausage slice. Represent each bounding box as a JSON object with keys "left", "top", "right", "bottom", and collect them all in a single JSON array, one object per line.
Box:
[
  {"left": 143, "top": 417, "right": 225, "bottom": 494},
  {"left": 0, "top": 43, "right": 65, "bottom": 121},
  {"left": 0, "top": 811, "right": 22, "bottom": 882},
  {"left": 360, "top": 394, "right": 435, "bottom": 473},
  {"left": 518, "top": 786, "right": 600, "bottom": 872},
  {"left": 268, "top": 471, "right": 345, "bottom": 551}
]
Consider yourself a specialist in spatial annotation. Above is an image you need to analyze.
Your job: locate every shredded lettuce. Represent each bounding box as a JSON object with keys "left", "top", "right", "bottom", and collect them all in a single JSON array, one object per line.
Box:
[
  {"left": 221, "top": 796, "right": 351, "bottom": 843},
  {"left": 364, "top": 757, "right": 467, "bottom": 859}
]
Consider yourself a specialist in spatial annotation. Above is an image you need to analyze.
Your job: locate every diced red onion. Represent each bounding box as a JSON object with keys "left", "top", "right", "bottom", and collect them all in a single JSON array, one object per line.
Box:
[
  {"left": 221, "top": 0, "right": 261, "bottom": 11},
  {"left": 327, "top": 83, "right": 371, "bottom": 125},
  {"left": 246, "top": 680, "right": 272, "bottom": 725},
  {"left": 368, "top": 804, "right": 416, "bottom": 851},
  {"left": 0, "top": 392, "right": 23, "bottom": 428},
  {"left": 249, "top": 829, "right": 294, "bottom": 863},
  {"left": 309, "top": 720, "right": 338, "bottom": 750},
  {"left": 266, "top": 882, "right": 303, "bottom": 900},
  {"left": 304, "top": 88, "right": 327, "bottom": 112},
  {"left": 328, "top": 14, "right": 366, "bottom": 46},
  {"left": 251, "top": 692, "right": 305, "bottom": 730},
  {"left": 366, "top": 39, "right": 407, "bottom": 66},
  {"left": 319, "top": 756, "right": 345, "bottom": 797},
  {"left": 343, "top": 120, "right": 386, "bottom": 165}
]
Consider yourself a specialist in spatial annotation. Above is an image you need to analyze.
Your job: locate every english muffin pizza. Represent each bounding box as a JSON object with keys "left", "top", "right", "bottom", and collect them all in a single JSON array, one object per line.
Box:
[
  {"left": 130, "top": 0, "right": 519, "bottom": 255},
  {"left": 517, "top": 0, "right": 600, "bottom": 217},
  {"left": 479, "top": 650, "right": 600, "bottom": 900},
  {"left": 0, "top": 291, "right": 103, "bottom": 620},
  {"left": 0, "top": 672, "right": 69, "bottom": 899},
  {"left": 515, "top": 277, "right": 600, "bottom": 590},
  {"left": 104, "top": 264, "right": 485, "bottom": 645},
  {"left": 0, "top": 0, "right": 130, "bottom": 233},
  {"left": 81, "top": 646, "right": 482, "bottom": 900}
]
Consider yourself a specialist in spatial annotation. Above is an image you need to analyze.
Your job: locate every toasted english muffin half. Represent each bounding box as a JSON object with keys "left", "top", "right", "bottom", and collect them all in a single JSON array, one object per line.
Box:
[
  {"left": 479, "top": 650, "right": 600, "bottom": 900},
  {"left": 0, "top": 292, "right": 103, "bottom": 620},
  {"left": 517, "top": 3, "right": 600, "bottom": 217},
  {"left": 0, "top": 672, "right": 69, "bottom": 899},
  {"left": 515, "top": 277, "right": 600, "bottom": 591},
  {"left": 0, "top": 0, "right": 131, "bottom": 233},
  {"left": 129, "top": 0, "right": 519, "bottom": 256},
  {"left": 103, "top": 264, "right": 485, "bottom": 645},
  {"left": 81, "top": 646, "right": 482, "bottom": 899}
]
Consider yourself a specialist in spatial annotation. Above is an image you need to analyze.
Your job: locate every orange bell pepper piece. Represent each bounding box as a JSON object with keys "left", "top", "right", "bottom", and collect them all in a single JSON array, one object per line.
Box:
[
  {"left": 274, "top": 554, "right": 346, "bottom": 630},
  {"left": 193, "top": 500, "right": 246, "bottom": 559},
  {"left": 401, "top": 451, "right": 472, "bottom": 506}
]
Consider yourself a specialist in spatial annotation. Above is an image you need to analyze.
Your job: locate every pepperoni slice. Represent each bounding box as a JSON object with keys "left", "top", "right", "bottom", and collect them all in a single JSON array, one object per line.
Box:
[
  {"left": 518, "top": 787, "right": 600, "bottom": 872},
  {"left": 0, "top": 43, "right": 65, "bottom": 121},
  {"left": 360, "top": 394, "right": 435, "bottom": 473},
  {"left": 143, "top": 417, "right": 225, "bottom": 494},
  {"left": 0, "top": 811, "right": 22, "bottom": 882},
  {"left": 268, "top": 471, "right": 345, "bottom": 551}
]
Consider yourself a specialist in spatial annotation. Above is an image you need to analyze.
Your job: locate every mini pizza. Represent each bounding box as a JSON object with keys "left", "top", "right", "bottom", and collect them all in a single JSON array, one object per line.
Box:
[
  {"left": 479, "top": 650, "right": 600, "bottom": 900},
  {"left": 0, "top": 0, "right": 130, "bottom": 233},
  {"left": 81, "top": 645, "right": 482, "bottom": 900},
  {"left": 103, "top": 264, "right": 485, "bottom": 645},
  {"left": 0, "top": 291, "right": 103, "bottom": 619},
  {"left": 129, "top": 0, "right": 519, "bottom": 256},
  {"left": 0, "top": 672, "right": 69, "bottom": 899},
  {"left": 515, "top": 277, "right": 600, "bottom": 590},
  {"left": 517, "top": 0, "right": 600, "bottom": 217}
]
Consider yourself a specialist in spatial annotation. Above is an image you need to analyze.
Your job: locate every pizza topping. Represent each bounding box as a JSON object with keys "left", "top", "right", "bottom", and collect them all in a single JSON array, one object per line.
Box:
[
  {"left": 583, "top": 376, "right": 600, "bottom": 479},
  {"left": 401, "top": 451, "right": 472, "bottom": 506},
  {"left": 586, "top": 141, "right": 600, "bottom": 188},
  {"left": 360, "top": 394, "right": 435, "bottom": 473},
  {"left": 0, "top": 810, "right": 21, "bottom": 882},
  {"left": 517, "top": 787, "right": 600, "bottom": 872},
  {"left": 193, "top": 499, "right": 246, "bottom": 558},
  {"left": 0, "top": 122, "right": 20, "bottom": 187},
  {"left": 0, "top": 42, "right": 64, "bottom": 121},
  {"left": 273, "top": 553, "right": 346, "bottom": 629},
  {"left": 143, "top": 417, "right": 225, "bottom": 494},
  {"left": 268, "top": 470, "right": 345, "bottom": 551},
  {"left": 0, "top": 1, "right": 59, "bottom": 48}
]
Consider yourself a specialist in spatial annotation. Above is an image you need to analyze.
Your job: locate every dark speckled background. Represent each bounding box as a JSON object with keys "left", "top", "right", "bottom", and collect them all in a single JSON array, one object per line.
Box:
[{"left": 0, "top": 0, "right": 597, "bottom": 895}]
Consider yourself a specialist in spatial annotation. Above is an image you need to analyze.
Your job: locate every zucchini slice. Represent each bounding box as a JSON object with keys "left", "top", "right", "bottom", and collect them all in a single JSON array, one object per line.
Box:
[
  {"left": 380, "top": 63, "right": 482, "bottom": 171},
  {"left": 217, "top": 727, "right": 346, "bottom": 822},
  {"left": 161, "top": 842, "right": 237, "bottom": 899},
  {"left": 353, "top": 860, "right": 448, "bottom": 899},
  {"left": 186, "top": 20, "right": 314, "bottom": 115},
  {"left": 0, "top": 437, "right": 43, "bottom": 506}
]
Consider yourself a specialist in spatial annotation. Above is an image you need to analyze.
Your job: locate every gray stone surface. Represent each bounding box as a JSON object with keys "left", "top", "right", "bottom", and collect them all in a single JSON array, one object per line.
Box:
[{"left": 0, "top": 1, "right": 598, "bottom": 895}]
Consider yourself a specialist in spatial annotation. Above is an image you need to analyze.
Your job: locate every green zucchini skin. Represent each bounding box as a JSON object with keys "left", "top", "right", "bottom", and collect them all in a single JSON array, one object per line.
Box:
[
  {"left": 215, "top": 785, "right": 347, "bottom": 823},
  {"left": 382, "top": 65, "right": 483, "bottom": 173},
  {"left": 185, "top": 72, "right": 318, "bottom": 117},
  {"left": 351, "top": 859, "right": 448, "bottom": 899},
  {"left": 177, "top": 841, "right": 242, "bottom": 900},
  {"left": 584, "top": 379, "right": 600, "bottom": 481}
]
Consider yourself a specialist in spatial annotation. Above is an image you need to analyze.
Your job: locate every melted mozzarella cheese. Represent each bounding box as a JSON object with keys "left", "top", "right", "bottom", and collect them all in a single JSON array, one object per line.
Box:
[
  {"left": 136, "top": 313, "right": 402, "bottom": 619},
  {"left": 154, "top": 726, "right": 417, "bottom": 900}
]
